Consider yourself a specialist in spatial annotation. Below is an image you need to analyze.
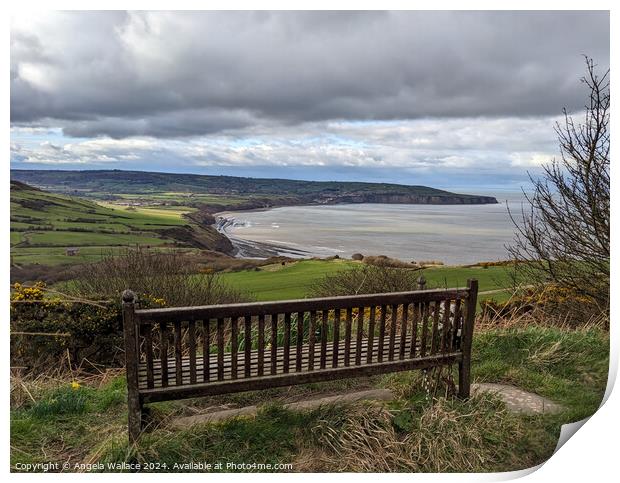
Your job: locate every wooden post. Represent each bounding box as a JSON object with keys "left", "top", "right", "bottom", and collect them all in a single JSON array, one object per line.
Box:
[
  {"left": 458, "top": 279, "right": 478, "bottom": 399},
  {"left": 122, "top": 290, "right": 142, "bottom": 443}
]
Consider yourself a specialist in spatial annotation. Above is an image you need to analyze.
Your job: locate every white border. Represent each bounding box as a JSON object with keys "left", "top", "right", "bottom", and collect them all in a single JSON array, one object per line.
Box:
[{"left": 3, "top": 2, "right": 617, "bottom": 481}]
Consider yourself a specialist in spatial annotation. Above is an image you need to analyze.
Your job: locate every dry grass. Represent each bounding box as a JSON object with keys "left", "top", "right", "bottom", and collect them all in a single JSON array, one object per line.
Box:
[
  {"left": 477, "top": 285, "right": 609, "bottom": 332},
  {"left": 310, "top": 393, "right": 546, "bottom": 472},
  {"left": 10, "top": 364, "right": 124, "bottom": 411}
]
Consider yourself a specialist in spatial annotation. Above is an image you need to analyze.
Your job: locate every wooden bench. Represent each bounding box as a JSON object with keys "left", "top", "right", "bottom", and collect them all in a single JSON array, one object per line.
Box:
[{"left": 122, "top": 279, "right": 478, "bottom": 442}]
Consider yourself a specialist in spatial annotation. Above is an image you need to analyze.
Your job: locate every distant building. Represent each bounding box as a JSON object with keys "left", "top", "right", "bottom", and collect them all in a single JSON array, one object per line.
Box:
[{"left": 65, "top": 247, "right": 80, "bottom": 256}]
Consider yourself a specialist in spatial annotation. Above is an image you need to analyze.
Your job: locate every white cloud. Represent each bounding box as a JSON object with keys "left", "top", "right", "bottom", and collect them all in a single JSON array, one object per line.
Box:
[
  {"left": 509, "top": 152, "right": 553, "bottom": 168},
  {"left": 11, "top": 115, "right": 560, "bottom": 174}
]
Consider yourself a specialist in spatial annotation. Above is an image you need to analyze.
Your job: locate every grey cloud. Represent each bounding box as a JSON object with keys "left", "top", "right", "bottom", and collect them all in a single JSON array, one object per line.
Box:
[
  {"left": 10, "top": 11, "right": 609, "bottom": 138},
  {"left": 61, "top": 109, "right": 261, "bottom": 138}
]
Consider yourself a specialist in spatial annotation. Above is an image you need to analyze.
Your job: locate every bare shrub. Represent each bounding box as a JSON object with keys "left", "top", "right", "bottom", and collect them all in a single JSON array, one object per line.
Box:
[
  {"left": 362, "top": 255, "right": 421, "bottom": 269},
  {"left": 70, "top": 248, "right": 251, "bottom": 306},
  {"left": 310, "top": 264, "right": 423, "bottom": 297},
  {"left": 11, "top": 263, "right": 81, "bottom": 285},
  {"left": 508, "top": 58, "right": 609, "bottom": 314}
]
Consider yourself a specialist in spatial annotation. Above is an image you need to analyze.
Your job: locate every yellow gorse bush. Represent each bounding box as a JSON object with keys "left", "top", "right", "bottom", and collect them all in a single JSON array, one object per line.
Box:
[
  {"left": 11, "top": 281, "right": 47, "bottom": 301},
  {"left": 143, "top": 294, "right": 167, "bottom": 307}
]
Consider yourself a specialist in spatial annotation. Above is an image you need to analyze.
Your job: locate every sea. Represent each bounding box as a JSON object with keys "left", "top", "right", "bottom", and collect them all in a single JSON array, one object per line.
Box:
[{"left": 218, "top": 191, "right": 527, "bottom": 265}]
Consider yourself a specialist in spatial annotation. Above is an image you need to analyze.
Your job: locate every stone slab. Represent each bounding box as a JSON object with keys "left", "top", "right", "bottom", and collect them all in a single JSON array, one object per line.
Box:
[
  {"left": 171, "top": 388, "right": 395, "bottom": 429},
  {"left": 472, "top": 383, "right": 564, "bottom": 414}
]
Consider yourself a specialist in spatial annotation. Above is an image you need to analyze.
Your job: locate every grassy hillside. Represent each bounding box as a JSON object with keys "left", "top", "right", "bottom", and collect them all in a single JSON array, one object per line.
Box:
[
  {"left": 10, "top": 181, "right": 232, "bottom": 266},
  {"left": 11, "top": 169, "right": 498, "bottom": 212}
]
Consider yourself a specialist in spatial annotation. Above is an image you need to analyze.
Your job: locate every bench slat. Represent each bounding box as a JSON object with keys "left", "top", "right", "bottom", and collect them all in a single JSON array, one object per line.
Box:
[
  {"left": 217, "top": 318, "right": 225, "bottom": 381},
  {"left": 344, "top": 308, "right": 352, "bottom": 367},
  {"left": 420, "top": 302, "right": 430, "bottom": 357},
  {"left": 440, "top": 299, "right": 451, "bottom": 353},
  {"left": 332, "top": 309, "right": 340, "bottom": 368},
  {"left": 143, "top": 324, "right": 154, "bottom": 388},
  {"left": 270, "top": 314, "right": 278, "bottom": 375},
  {"left": 188, "top": 320, "right": 196, "bottom": 384},
  {"left": 283, "top": 313, "right": 291, "bottom": 374},
  {"left": 320, "top": 310, "right": 328, "bottom": 369},
  {"left": 355, "top": 306, "right": 364, "bottom": 365},
  {"left": 378, "top": 305, "right": 386, "bottom": 362},
  {"left": 160, "top": 321, "right": 169, "bottom": 387},
  {"left": 244, "top": 316, "right": 251, "bottom": 377},
  {"left": 295, "top": 311, "right": 304, "bottom": 372},
  {"left": 367, "top": 306, "right": 376, "bottom": 363},
  {"left": 257, "top": 315, "right": 265, "bottom": 377},
  {"left": 431, "top": 301, "right": 441, "bottom": 354},
  {"left": 451, "top": 299, "right": 462, "bottom": 351},
  {"left": 231, "top": 317, "right": 238, "bottom": 380},
  {"left": 410, "top": 303, "right": 419, "bottom": 358},
  {"left": 308, "top": 311, "right": 316, "bottom": 371},
  {"left": 174, "top": 321, "right": 182, "bottom": 385},
  {"left": 203, "top": 320, "right": 210, "bottom": 383},
  {"left": 388, "top": 304, "right": 397, "bottom": 361}
]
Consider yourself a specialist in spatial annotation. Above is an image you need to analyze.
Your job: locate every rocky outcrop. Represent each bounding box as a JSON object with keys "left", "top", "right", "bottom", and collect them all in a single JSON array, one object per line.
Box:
[{"left": 158, "top": 225, "right": 235, "bottom": 255}]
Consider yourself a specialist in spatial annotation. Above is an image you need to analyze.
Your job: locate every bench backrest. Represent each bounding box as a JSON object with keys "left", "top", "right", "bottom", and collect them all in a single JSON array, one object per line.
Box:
[{"left": 122, "top": 279, "right": 478, "bottom": 404}]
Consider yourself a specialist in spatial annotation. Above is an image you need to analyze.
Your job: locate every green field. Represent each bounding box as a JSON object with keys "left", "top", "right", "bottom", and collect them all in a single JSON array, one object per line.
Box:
[
  {"left": 220, "top": 260, "right": 516, "bottom": 302},
  {"left": 10, "top": 182, "right": 222, "bottom": 266},
  {"left": 221, "top": 259, "right": 359, "bottom": 300}
]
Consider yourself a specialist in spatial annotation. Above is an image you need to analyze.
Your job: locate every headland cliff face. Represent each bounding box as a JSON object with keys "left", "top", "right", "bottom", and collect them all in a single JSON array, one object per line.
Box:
[
  {"left": 200, "top": 193, "right": 498, "bottom": 213},
  {"left": 322, "top": 193, "right": 498, "bottom": 205}
]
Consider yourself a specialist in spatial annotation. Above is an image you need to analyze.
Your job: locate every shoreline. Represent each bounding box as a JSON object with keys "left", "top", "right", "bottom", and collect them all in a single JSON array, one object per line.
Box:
[
  {"left": 211, "top": 197, "right": 508, "bottom": 259},
  {"left": 215, "top": 215, "right": 313, "bottom": 259}
]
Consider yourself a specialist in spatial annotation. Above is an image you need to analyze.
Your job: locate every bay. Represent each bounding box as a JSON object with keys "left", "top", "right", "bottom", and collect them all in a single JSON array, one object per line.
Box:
[{"left": 218, "top": 193, "right": 526, "bottom": 265}]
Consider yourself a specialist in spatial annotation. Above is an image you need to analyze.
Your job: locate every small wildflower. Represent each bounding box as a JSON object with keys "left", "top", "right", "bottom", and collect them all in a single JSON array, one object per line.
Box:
[{"left": 71, "top": 381, "right": 80, "bottom": 390}]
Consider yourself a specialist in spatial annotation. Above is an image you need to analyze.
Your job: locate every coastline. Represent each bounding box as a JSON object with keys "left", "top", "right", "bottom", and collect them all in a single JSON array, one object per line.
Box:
[
  {"left": 211, "top": 197, "right": 515, "bottom": 264},
  {"left": 215, "top": 215, "right": 312, "bottom": 259}
]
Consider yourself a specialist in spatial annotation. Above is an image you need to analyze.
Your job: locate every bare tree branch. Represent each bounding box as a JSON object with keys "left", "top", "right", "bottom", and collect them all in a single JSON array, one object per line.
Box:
[{"left": 507, "top": 57, "right": 609, "bottom": 311}]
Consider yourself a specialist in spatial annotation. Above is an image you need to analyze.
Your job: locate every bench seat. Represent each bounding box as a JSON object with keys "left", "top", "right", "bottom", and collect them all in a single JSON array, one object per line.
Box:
[{"left": 138, "top": 334, "right": 456, "bottom": 390}]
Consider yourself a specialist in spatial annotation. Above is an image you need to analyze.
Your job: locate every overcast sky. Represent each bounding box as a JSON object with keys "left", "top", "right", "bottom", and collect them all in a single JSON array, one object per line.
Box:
[{"left": 10, "top": 11, "right": 609, "bottom": 191}]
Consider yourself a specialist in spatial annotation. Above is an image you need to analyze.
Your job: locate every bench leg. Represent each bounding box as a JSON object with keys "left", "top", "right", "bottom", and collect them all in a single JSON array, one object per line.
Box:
[
  {"left": 458, "top": 360, "right": 470, "bottom": 399},
  {"left": 458, "top": 278, "right": 478, "bottom": 399},
  {"left": 123, "top": 291, "right": 143, "bottom": 444},
  {"left": 127, "top": 393, "right": 143, "bottom": 444}
]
